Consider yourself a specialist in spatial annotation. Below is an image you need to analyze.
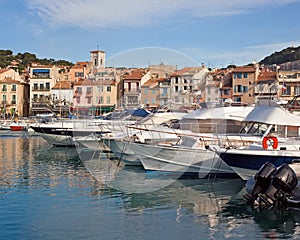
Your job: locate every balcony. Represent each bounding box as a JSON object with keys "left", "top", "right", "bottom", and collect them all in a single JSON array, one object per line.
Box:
[{"left": 32, "top": 87, "right": 51, "bottom": 92}]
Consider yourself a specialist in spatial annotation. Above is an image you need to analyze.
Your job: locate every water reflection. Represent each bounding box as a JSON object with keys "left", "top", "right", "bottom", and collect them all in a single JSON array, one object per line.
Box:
[{"left": 1, "top": 134, "right": 300, "bottom": 240}]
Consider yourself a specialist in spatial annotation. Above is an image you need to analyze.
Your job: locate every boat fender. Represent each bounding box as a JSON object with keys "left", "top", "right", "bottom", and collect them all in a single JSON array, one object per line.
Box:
[{"left": 262, "top": 136, "right": 278, "bottom": 150}]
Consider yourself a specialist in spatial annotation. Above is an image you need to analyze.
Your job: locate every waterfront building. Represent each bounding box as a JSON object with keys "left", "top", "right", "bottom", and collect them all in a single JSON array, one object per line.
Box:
[
  {"left": 254, "top": 70, "right": 278, "bottom": 100},
  {"left": 51, "top": 81, "right": 73, "bottom": 117},
  {"left": 29, "top": 64, "right": 62, "bottom": 115},
  {"left": 122, "top": 69, "right": 146, "bottom": 109},
  {"left": 140, "top": 78, "right": 161, "bottom": 110},
  {"left": 72, "top": 78, "right": 94, "bottom": 116},
  {"left": 170, "top": 67, "right": 208, "bottom": 108},
  {"left": 92, "top": 79, "right": 118, "bottom": 115},
  {"left": 232, "top": 65, "right": 258, "bottom": 104},
  {"left": 0, "top": 68, "right": 28, "bottom": 118},
  {"left": 278, "top": 70, "right": 300, "bottom": 102}
]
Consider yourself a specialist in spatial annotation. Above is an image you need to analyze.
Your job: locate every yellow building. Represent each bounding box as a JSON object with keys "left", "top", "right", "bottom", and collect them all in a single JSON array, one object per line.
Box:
[{"left": 0, "top": 69, "right": 28, "bottom": 118}]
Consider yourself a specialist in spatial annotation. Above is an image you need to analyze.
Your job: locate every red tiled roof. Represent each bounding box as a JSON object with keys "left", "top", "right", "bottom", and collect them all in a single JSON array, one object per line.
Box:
[
  {"left": 0, "top": 78, "right": 21, "bottom": 84},
  {"left": 233, "top": 66, "right": 255, "bottom": 73},
  {"left": 73, "top": 78, "right": 94, "bottom": 86},
  {"left": 142, "top": 78, "right": 160, "bottom": 87},
  {"left": 123, "top": 69, "right": 145, "bottom": 80},
  {"left": 94, "top": 80, "right": 116, "bottom": 86},
  {"left": 257, "top": 71, "right": 277, "bottom": 81},
  {"left": 52, "top": 81, "right": 72, "bottom": 89}
]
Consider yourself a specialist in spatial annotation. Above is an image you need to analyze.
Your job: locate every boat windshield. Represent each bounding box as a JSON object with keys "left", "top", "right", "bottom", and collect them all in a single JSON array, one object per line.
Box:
[{"left": 240, "top": 122, "right": 270, "bottom": 136}]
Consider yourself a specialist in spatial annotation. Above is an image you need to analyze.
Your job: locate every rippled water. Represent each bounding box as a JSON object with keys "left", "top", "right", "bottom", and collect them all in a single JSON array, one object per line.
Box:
[{"left": 1, "top": 131, "right": 300, "bottom": 240}]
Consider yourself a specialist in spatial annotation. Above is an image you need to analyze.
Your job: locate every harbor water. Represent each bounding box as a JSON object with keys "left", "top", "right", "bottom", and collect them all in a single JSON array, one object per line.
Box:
[{"left": 1, "top": 131, "right": 300, "bottom": 240}]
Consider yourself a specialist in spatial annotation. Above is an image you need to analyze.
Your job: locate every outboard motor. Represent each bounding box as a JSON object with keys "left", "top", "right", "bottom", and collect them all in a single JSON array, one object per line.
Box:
[
  {"left": 255, "top": 164, "right": 298, "bottom": 207},
  {"left": 244, "top": 162, "right": 277, "bottom": 203}
]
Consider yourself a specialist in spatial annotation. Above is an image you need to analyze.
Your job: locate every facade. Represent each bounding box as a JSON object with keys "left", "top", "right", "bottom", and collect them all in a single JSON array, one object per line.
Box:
[
  {"left": 0, "top": 69, "right": 28, "bottom": 118},
  {"left": 278, "top": 70, "right": 300, "bottom": 102},
  {"left": 255, "top": 70, "right": 278, "bottom": 101},
  {"left": 72, "top": 79, "right": 94, "bottom": 116},
  {"left": 122, "top": 69, "right": 145, "bottom": 109},
  {"left": 51, "top": 81, "right": 73, "bottom": 117},
  {"left": 170, "top": 67, "right": 208, "bottom": 108},
  {"left": 232, "top": 65, "right": 258, "bottom": 104},
  {"left": 205, "top": 74, "right": 221, "bottom": 105},
  {"left": 68, "top": 61, "right": 91, "bottom": 82},
  {"left": 29, "top": 64, "right": 61, "bottom": 115},
  {"left": 92, "top": 80, "right": 117, "bottom": 115},
  {"left": 140, "top": 78, "right": 160, "bottom": 109}
]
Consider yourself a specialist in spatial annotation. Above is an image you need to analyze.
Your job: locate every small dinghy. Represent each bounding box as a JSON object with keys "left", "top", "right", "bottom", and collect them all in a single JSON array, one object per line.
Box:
[{"left": 244, "top": 161, "right": 300, "bottom": 208}]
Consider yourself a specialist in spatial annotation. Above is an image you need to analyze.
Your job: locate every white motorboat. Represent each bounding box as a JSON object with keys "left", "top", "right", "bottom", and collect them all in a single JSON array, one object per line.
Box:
[{"left": 208, "top": 102, "right": 300, "bottom": 180}]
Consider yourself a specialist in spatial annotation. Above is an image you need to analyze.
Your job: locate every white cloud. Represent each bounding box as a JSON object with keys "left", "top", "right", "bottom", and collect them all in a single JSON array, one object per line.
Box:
[{"left": 26, "top": 0, "right": 299, "bottom": 29}]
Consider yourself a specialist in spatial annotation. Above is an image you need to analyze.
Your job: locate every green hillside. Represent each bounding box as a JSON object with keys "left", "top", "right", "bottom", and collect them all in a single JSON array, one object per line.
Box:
[{"left": 259, "top": 46, "right": 300, "bottom": 65}]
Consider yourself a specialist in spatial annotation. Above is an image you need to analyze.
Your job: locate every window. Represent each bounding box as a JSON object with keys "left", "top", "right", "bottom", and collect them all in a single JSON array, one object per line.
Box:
[
  {"left": 12, "top": 95, "right": 16, "bottom": 104},
  {"left": 243, "top": 73, "right": 248, "bottom": 78},
  {"left": 87, "top": 97, "right": 91, "bottom": 104},
  {"left": 86, "top": 87, "right": 92, "bottom": 94},
  {"left": 282, "top": 86, "right": 291, "bottom": 95},
  {"left": 152, "top": 89, "right": 156, "bottom": 94},
  {"left": 99, "top": 96, "right": 104, "bottom": 104},
  {"left": 243, "top": 86, "right": 248, "bottom": 92},
  {"left": 295, "top": 86, "right": 300, "bottom": 95},
  {"left": 98, "top": 86, "right": 103, "bottom": 92},
  {"left": 11, "top": 85, "right": 16, "bottom": 92},
  {"left": 107, "top": 96, "right": 110, "bottom": 104},
  {"left": 33, "top": 83, "right": 38, "bottom": 90},
  {"left": 76, "top": 97, "right": 80, "bottom": 104},
  {"left": 39, "top": 83, "right": 44, "bottom": 90},
  {"left": 151, "top": 98, "right": 155, "bottom": 104},
  {"left": 76, "top": 87, "right": 82, "bottom": 94},
  {"left": 107, "top": 86, "right": 111, "bottom": 92},
  {"left": 144, "top": 89, "right": 148, "bottom": 94},
  {"left": 75, "top": 72, "right": 84, "bottom": 77},
  {"left": 207, "top": 87, "right": 211, "bottom": 94},
  {"left": 46, "top": 82, "right": 50, "bottom": 90},
  {"left": 144, "top": 98, "right": 148, "bottom": 104},
  {"left": 237, "top": 73, "right": 242, "bottom": 78},
  {"left": 2, "top": 94, "right": 7, "bottom": 103},
  {"left": 2, "top": 85, "right": 7, "bottom": 92}
]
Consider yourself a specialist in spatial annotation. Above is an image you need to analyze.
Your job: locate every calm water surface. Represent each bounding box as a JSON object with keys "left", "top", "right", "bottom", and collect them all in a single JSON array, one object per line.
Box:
[{"left": 0, "top": 131, "right": 300, "bottom": 240}]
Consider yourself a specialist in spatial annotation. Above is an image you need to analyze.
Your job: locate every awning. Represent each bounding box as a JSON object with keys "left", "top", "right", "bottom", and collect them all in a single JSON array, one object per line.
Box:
[
  {"left": 33, "top": 69, "right": 50, "bottom": 73},
  {"left": 89, "top": 106, "right": 115, "bottom": 112}
]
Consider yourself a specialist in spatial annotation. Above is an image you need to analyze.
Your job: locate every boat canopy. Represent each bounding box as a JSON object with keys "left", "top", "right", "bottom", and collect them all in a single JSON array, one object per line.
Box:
[
  {"left": 182, "top": 106, "right": 254, "bottom": 121},
  {"left": 244, "top": 104, "right": 300, "bottom": 126}
]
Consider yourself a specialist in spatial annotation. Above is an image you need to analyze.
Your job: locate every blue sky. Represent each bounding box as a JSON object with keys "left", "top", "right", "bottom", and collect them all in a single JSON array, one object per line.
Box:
[{"left": 1, "top": 0, "right": 300, "bottom": 69}]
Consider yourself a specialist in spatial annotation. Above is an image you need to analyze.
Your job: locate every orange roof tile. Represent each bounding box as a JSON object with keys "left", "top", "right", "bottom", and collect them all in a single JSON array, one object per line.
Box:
[
  {"left": 123, "top": 69, "right": 145, "bottom": 80},
  {"left": 0, "top": 78, "right": 21, "bottom": 84},
  {"left": 257, "top": 71, "right": 277, "bottom": 83},
  {"left": 142, "top": 78, "right": 160, "bottom": 87},
  {"left": 52, "top": 81, "right": 72, "bottom": 89},
  {"left": 233, "top": 66, "right": 255, "bottom": 73}
]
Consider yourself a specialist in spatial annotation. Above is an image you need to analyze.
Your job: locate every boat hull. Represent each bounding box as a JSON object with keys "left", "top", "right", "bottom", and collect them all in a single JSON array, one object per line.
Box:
[
  {"left": 129, "top": 142, "right": 236, "bottom": 178},
  {"left": 219, "top": 149, "right": 300, "bottom": 180}
]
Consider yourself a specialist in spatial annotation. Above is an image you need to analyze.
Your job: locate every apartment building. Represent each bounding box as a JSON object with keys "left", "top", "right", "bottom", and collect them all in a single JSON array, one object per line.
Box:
[
  {"left": 122, "top": 69, "right": 146, "bottom": 109},
  {"left": 29, "top": 64, "right": 61, "bottom": 115},
  {"left": 278, "top": 70, "right": 300, "bottom": 102},
  {"left": 0, "top": 69, "right": 28, "bottom": 117},
  {"left": 140, "top": 78, "right": 161, "bottom": 109},
  {"left": 232, "top": 65, "right": 258, "bottom": 104}
]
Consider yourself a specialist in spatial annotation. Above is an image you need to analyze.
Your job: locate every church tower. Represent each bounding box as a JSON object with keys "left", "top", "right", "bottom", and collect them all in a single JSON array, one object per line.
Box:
[{"left": 90, "top": 49, "right": 106, "bottom": 70}]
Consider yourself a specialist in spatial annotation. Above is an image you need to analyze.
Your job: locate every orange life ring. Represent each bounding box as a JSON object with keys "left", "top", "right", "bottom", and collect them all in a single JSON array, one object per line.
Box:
[{"left": 262, "top": 136, "right": 278, "bottom": 150}]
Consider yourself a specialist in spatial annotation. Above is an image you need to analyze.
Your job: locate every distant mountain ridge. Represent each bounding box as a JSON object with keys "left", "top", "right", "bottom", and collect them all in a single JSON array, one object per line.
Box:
[{"left": 259, "top": 46, "right": 300, "bottom": 66}]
